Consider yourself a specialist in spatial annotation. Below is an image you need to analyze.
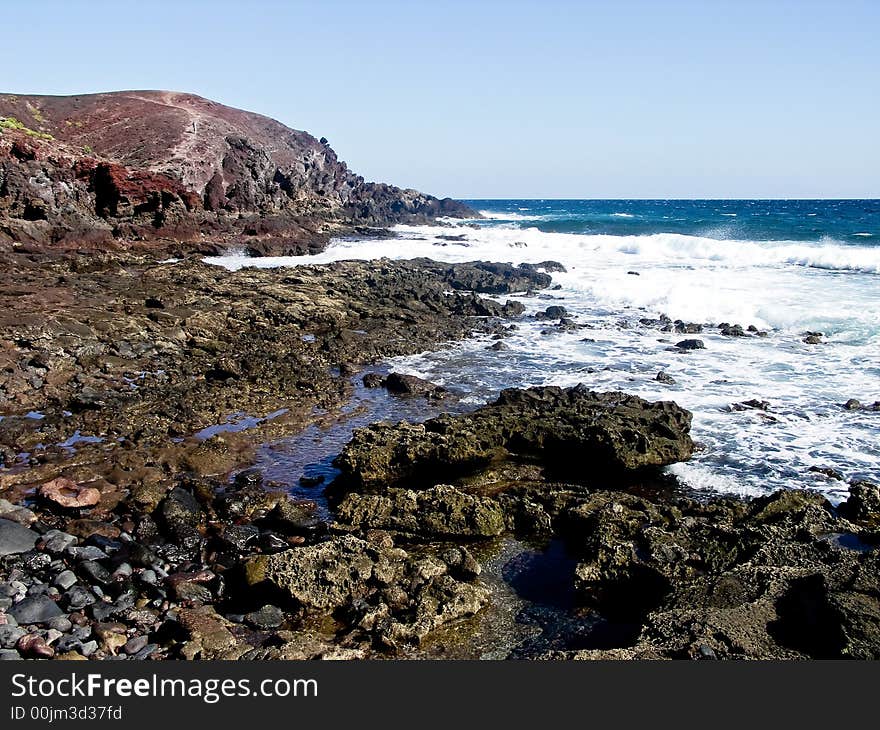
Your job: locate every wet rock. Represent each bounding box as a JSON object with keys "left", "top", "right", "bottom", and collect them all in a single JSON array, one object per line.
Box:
[
  {"left": 0, "top": 517, "right": 39, "bottom": 555},
  {"left": 362, "top": 372, "right": 385, "bottom": 388},
  {"left": 807, "top": 466, "right": 844, "bottom": 481},
  {"left": 840, "top": 481, "right": 880, "bottom": 525},
  {"left": 384, "top": 372, "right": 447, "bottom": 398},
  {"left": 39, "top": 477, "right": 101, "bottom": 508},
  {"left": 675, "top": 339, "right": 705, "bottom": 350},
  {"left": 245, "top": 605, "right": 284, "bottom": 629},
  {"left": 720, "top": 324, "right": 746, "bottom": 337},
  {"left": 334, "top": 385, "right": 694, "bottom": 491},
  {"left": 220, "top": 524, "right": 260, "bottom": 551},
  {"left": 535, "top": 305, "right": 569, "bottom": 321},
  {"left": 9, "top": 595, "right": 64, "bottom": 624},
  {"left": 803, "top": 332, "right": 824, "bottom": 345},
  {"left": 674, "top": 321, "right": 703, "bottom": 334},
  {"left": 337, "top": 485, "right": 506, "bottom": 538},
  {"left": 656, "top": 371, "right": 676, "bottom": 385},
  {"left": 844, "top": 399, "right": 862, "bottom": 410}
]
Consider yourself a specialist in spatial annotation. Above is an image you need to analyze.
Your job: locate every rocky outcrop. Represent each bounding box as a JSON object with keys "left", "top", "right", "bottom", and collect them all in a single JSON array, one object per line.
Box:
[
  {"left": 332, "top": 385, "right": 694, "bottom": 492},
  {"left": 0, "top": 91, "right": 476, "bottom": 255},
  {"left": 244, "top": 534, "right": 488, "bottom": 647},
  {"left": 337, "top": 485, "right": 507, "bottom": 538}
]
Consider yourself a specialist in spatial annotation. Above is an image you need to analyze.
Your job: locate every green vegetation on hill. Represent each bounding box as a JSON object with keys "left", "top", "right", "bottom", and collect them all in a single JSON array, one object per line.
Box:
[{"left": 0, "top": 115, "right": 54, "bottom": 140}]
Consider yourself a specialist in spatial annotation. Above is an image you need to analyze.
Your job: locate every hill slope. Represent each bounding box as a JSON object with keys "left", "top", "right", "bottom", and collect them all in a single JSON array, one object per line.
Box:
[{"left": 0, "top": 90, "right": 474, "bottom": 255}]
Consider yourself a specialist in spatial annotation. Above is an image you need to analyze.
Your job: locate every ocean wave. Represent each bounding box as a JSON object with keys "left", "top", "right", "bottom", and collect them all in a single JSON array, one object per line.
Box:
[
  {"left": 610, "top": 212, "right": 635, "bottom": 218},
  {"left": 477, "top": 210, "right": 543, "bottom": 221}
]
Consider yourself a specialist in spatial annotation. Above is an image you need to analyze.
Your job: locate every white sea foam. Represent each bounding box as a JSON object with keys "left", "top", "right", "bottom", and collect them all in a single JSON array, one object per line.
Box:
[
  {"left": 611, "top": 212, "right": 635, "bottom": 218},
  {"left": 206, "top": 220, "right": 880, "bottom": 501}
]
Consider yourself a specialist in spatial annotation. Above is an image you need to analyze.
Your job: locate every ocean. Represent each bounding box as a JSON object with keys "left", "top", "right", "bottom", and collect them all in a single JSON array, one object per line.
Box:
[{"left": 211, "top": 200, "right": 880, "bottom": 503}]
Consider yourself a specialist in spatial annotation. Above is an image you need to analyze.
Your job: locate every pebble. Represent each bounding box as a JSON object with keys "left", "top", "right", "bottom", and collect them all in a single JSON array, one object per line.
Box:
[
  {"left": 79, "top": 560, "right": 113, "bottom": 585},
  {"left": 139, "top": 569, "right": 158, "bottom": 586},
  {"left": 130, "top": 643, "right": 158, "bottom": 660},
  {"left": 42, "top": 530, "right": 77, "bottom": 554},
  {"left": 66, "top": 545, "right": 108, "bottom": 561},
  {"left": 47, "top": 616, "right": 73, "bottom": 633},
  {"left": 113, "top": 562, "right": 133, "bottom": 579},
  {"left": 9, "top": 595, "right": 64, "bottom": 624},
  {"left": 0, "top": 649, "right": 21, "bottom": 660},
  {"left": 53, "top": 570, "right": 78, "bottom": 590},
  {"left": 123, "top": 635, "right": 149, "bottom": 655},
  {"left": 17, "top": 633, "right": 54, "bottom": 658},
  {"left": 54, "top": 636, "right": 83, "bottom": 653},
  {"left": 0, "top": 518, "right": 39, "bottom": 556},
  {"left": 0, "top": 625, "right": 26, "bottom": 648},
  {"left": 64, "top": 586, "right": 97, "bottom": 610},
  {"left": 80, "top": 640, "right": 98, "bottom": 656}
]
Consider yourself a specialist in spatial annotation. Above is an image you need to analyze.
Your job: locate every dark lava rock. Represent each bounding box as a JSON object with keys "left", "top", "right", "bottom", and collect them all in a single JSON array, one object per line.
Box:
[
  {"left": 656, "top": 371, "right": 676, "bottom": 385},
  {"left": 0, "top": 518, "right": 39, "bottom": 556},
  {"left": 675, "top": 339, "right": 705, "bottom": 351},
  {"left": 245, "top": 605, "right": 285, "bottom": 630},
  {"left": 333, "top": 385, "right": 693, "bottom": 492},
  {"left": 720, "top": 324, "right": 746, "bottom": 337},
  {"left": 159, "top": 487, "right": 205, "bottom": 546},
  {"left": 220, "top": 524, "right": 260, "bottom": 551},
  {"left": 535, "top": 305, "right": 569, "bottom": 321},
  {"left": 362, "top": 372, "right": 385, "bottom": 388},
  {"left": 384, "top": 372, "right": 446, "bottom": 398},
  {"left": 844, "top": 399, "right": 862, "bottom": 410},
  {"left": 488, "top": 341, "right": 509, "bottom": 351},
  {"left": 9, "top": 595, "right": 64, "bottom": 624},
  {"left": 674, "top": 321, "right": 703, "bottom": 334},
  {"left": 840, "top": 481, "right": 880, "bottom": 525}
]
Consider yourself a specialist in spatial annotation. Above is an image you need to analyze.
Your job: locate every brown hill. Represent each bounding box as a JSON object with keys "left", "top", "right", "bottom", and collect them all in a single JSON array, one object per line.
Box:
[{"left": 0, "top": 90, "right": 475, "bottom": 255}]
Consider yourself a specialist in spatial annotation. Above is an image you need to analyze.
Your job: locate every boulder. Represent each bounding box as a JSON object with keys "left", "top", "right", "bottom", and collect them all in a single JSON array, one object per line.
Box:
[{"left": 333, "top": 385, "right": 694, "bottom": 491}]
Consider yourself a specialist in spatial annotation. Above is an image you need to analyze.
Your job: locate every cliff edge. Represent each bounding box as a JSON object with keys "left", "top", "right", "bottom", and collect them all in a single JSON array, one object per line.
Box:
[{"left": 0, "top": 91, "right": 475, "bottom": 255}]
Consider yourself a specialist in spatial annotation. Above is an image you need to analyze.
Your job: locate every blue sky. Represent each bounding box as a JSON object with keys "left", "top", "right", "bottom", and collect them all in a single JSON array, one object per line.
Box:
[{"left": 5, "top": 0, "right": 878, "bottom": 198}]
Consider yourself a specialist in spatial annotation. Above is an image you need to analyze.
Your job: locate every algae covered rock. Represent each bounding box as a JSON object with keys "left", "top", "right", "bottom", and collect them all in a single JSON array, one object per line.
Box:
[
  {"left": 334, "top": 385, "right": 694, "bottom": 492},
  {"left": 336, "top": 484, "right": 507, "bottom": 538}
]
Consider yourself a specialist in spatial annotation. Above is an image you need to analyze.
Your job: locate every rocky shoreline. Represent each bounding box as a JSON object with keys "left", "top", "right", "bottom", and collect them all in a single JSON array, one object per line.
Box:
[{"left": 1, "top": 248, "right": 877, "bottom": 660}]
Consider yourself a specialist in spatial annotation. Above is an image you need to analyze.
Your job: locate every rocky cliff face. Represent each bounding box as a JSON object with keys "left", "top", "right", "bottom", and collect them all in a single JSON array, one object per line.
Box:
[{"left": 0, "top": 91, "right": 475, "bottom": 255}]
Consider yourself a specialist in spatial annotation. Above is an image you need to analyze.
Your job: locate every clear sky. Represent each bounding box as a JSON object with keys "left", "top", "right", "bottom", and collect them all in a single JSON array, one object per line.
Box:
[{"left": 5, "top": 0, "right": 879, "bottom": 199}]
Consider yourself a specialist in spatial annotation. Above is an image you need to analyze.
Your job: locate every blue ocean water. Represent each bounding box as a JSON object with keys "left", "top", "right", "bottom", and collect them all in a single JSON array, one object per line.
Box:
[
  {"left": 212, "top": 200, "right": 880, "bottom": 501},
  {"left": 463, "top": 199, "right": 880, "bottom": 243}
]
